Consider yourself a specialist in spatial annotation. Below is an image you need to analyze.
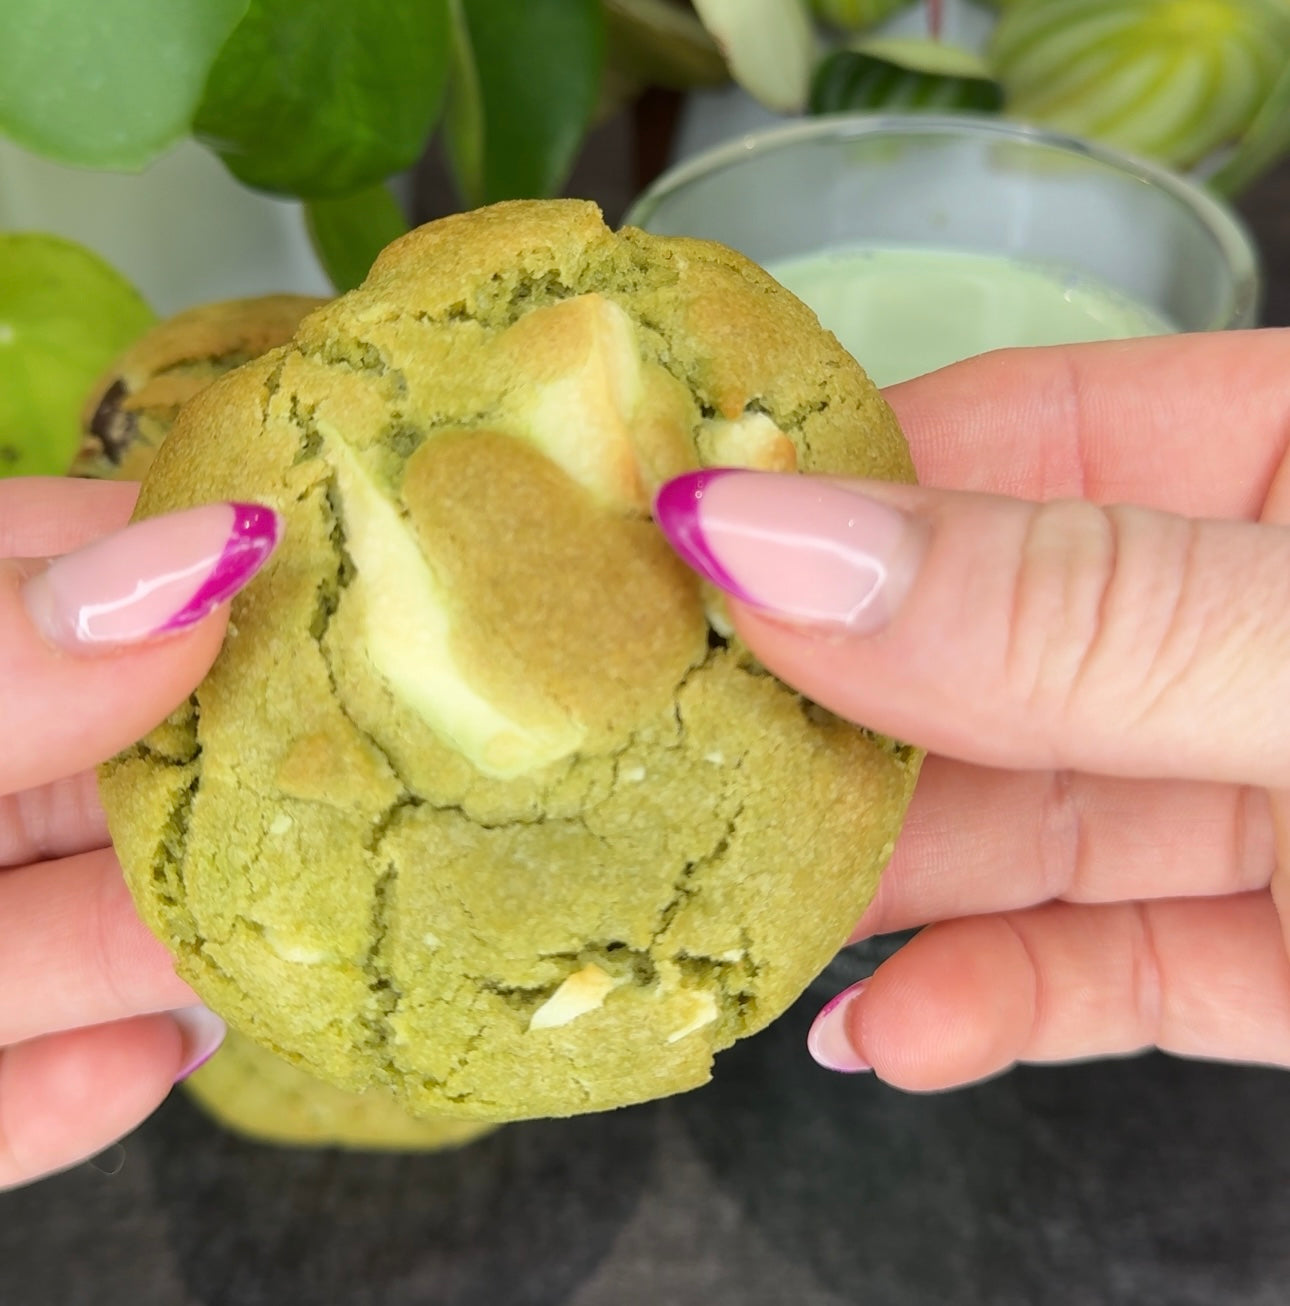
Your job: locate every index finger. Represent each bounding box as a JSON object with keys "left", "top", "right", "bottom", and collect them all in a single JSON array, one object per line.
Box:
[
  {"left": 0, "top": 479, "right": 279, "bottom": 795},
  {"left": 884, "top": 329, "right": 1290, "bottom": 518}
]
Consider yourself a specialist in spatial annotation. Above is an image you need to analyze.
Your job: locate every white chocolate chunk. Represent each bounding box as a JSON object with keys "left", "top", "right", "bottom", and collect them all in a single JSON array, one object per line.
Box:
[
  {"left": 261, "top": 926, "right": 335, "bottom": 966},
  {"left": 268, "top": 812, "right": 293, "bottom": 836},
  {"left": 324, "top": 436, "right": 583, "bottom": 778},
  {"left": 495, "top": 295, "right": 648, "bottom": 511},
  {"left": 620, "top": 764, "right": 647, "bottom": 783},
  {"left": 666, "top": 991, "right": 719, "bottom": 1043},
  {"left": 696, "top": 410, "right": 797, "bottom": 472},
  {"left": 704, "top": 751, "right": 725, "bottom": 766},
  {"left": 529, "top": 963, "right": 620, "bottom": 1031},
  {"left": 702, "top": 584, "right": 735, "bottom": 640}
]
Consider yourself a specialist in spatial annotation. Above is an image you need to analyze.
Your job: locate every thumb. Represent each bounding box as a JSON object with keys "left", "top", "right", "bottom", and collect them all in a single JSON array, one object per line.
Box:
[
  {"left": 654, "top": 469, "right": 1290, "bottom": 787},
  {"left": 1, "top": 499, "right": 280, "bottom": 795}
]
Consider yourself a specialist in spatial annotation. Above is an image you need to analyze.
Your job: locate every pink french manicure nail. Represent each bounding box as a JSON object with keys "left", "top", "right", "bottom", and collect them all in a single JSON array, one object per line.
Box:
[
  {"left": 170, "top": 1004, "right": 227, "bottom": 1082},
  {"left": 807, "top": 981, "right": 872, "bottom": 1074},
  {"left": 653, "top": 469, "right": 922, "bottom": 635},
  {"left": 21, "top": 502, "right": 280, "bottom": 653}
]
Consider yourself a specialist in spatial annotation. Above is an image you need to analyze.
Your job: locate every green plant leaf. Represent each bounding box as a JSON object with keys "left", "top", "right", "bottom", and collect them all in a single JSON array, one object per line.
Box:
[
  {"left": 692, "top": 0, "right": 815, "bottom": 112},
  {"left": 810, "top": 0, "right": 919, "bottom": 30},
  {"left": 603, "top": 0, "right": 728, "bottom": 90},
  {"left": 1208, "top": 57, "right": 1290, "bottom": 197},
  {"left": 853, "top": 35, "right": 995, "bottom": 77},
  {"left": 305, "top": 185, "right": 409, "bottom": 295},
  {"left": 444, "top": 0, "right": 605, "bottom": 206},
  {"left": 0, "top": 0, "right": 248, "bottom": 169},
  {"left": 0, "top": 233, "right": 155, "bottom": 478},
  {"left": 810, "top": 47, "right": 1004, "bottom": 114},
  {"left": 991, "top": 0, "right": 1290, "bottom": 170},
  {"left": 444, "top": 0, "right": 486, "bottom": 206},
  {"left": 193, "top": 0, "right": 452, "bottom": 199}
]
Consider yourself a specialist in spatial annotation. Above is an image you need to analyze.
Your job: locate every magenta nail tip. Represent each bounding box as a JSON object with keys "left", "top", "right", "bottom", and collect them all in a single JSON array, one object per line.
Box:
[
  {"left": 807, "top": 979, "right": 873, "bottom": 1075},
  {"left": 816, "top": 982, "right": 866, "bottom": 1020},
  {"left": 161, "top": 502, "right": 281, "bottom": 633},
  {"left": 653, "top": 469, "right": 761, "bottom": 604},
  {"left": 173, "top": 1045, "right": 219, "bottom": 1084}
]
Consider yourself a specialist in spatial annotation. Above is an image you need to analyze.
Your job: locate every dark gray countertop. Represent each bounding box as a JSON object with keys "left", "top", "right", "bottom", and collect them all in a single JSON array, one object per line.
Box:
[{"left": 3, "top": 152, "right": 1288, "bottom": 1306}]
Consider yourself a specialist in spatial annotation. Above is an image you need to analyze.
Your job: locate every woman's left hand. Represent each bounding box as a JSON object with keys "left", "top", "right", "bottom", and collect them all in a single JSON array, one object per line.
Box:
[{"left": 0, "top": 477, "right": 277, "bottom": 1188}]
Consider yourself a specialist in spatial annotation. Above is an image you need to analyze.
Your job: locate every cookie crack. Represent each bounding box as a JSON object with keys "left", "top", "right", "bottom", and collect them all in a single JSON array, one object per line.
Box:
[
  {"left": 153, "top": 767, "right": 200, "bottom": 917},
  {"left": 260, "top": 348, "right": 288, "bottom": 432},
  {"left": 354, "top": 796, "right": 436, "bottom": 1091},
  {"left": 136, "top": 714, "right": 205, "bottom": 967},
  {"left": 153, "top": 348, "right": 263, "bottom": 380},
  {"left": 302, "top": 464, "right": 423, "bottom": 806},
  {"left": 359, "top": 863, "right": 402, "bottom": 1054},
  {"left": 650, "top": 797, "right": 745, "bottom": 949},
  {"left": 297, "top": 333, "right": 401, "bottom": 388},
  {"left": 423, "top": 802, "right": 556, "bottom": 832}
]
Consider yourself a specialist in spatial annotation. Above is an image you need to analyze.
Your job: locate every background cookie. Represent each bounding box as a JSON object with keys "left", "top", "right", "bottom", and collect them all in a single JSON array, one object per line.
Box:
[
  {"left": 80, "top": 295, "right": 497, "bottom": 1152},
  {"left": 73, "top": 295, "right": 327, "bottom": 481},
  {"left": 101, "top": 200, "right": 922, "bottom": 1121},
  {"left": 184, "top": 1030, "right": 497, "bottom": 1150}
]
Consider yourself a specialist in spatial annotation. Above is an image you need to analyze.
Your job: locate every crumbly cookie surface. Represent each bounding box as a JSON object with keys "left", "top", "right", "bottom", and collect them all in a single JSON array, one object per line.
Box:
[{"left": 101, "top": 200, "right": 920, "bottom": 1120}]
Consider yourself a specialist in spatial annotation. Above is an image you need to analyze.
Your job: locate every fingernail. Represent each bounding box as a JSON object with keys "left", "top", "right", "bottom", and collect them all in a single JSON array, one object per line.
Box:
[
  {"left": 807, "top": 981, "right": 872, "bottom": 1073},
  {"left": 654, "top": 470, "right": 921, "bottom": 634},
  {"left": 170, "top": 1005, "right": 227, "bottom": 1082},
  {"left": 22, "top": 502, "right": 280, "bottom": 652}
]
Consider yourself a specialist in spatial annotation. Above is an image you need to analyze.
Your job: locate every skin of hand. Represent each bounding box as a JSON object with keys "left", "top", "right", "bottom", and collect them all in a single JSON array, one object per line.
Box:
[
  {"left": 654, "top": 328, "right": 1290, "bottom": 1090},
  {"left": 0, "top": 477, "right": 279, "bottom": 1190}
]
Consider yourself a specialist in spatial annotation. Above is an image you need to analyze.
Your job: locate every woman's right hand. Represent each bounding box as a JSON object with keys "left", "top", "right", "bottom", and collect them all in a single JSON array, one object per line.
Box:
[{"left": 653, "top": 329, "right": 1290, "bottom": 1089}]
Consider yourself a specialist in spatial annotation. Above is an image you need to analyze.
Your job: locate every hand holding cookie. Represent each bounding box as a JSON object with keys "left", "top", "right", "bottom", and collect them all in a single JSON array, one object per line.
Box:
[
  {"left": 12, "top": 202, "right": 1287, "bottom": 1189},
  {"left": 652, "top": 330, "right": 1290, "bottom": 1089},
  {"left": 0, "top": 477, "right": 277, "bottom": 1188}
]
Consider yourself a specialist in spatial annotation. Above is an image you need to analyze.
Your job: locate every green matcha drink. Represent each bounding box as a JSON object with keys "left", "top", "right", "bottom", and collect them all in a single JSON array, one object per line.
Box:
[{"left": 767, "top": 245, "right": 1177, "bottom": 388}]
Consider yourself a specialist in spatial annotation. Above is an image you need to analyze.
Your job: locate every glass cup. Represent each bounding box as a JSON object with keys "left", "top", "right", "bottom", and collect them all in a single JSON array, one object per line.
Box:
[
  {"left": 627, "top": 115, "right": 1262, "bottom": 988},
  {"left": 626, "top": 114, "right": 1261, "bottom": 389}
]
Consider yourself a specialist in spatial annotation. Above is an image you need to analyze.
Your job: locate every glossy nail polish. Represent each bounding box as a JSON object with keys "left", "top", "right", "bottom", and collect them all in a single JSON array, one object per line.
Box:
[
  {"left": 22, "top": 502, "right": 280, "bottom": 652},
  {"left": 654, "top": 469, "right": 921, "bottom": 634},
  {"left": 807, "top": 981, "right": 872, "bottom": 1074},
  {"left": 170, "top": 1005, "right": 227, "bottom": 1082}
]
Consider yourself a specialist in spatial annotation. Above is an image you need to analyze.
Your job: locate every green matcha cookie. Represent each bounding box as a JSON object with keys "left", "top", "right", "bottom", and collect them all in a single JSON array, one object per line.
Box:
[{"left": 101, "top": 199, "right": 921, "bottom": 1122}]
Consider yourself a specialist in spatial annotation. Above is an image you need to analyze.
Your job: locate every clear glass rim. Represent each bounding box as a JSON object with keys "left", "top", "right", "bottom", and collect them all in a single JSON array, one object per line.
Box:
[{"left": 624, "top": 113, "right": 1262, "bottom": 332}]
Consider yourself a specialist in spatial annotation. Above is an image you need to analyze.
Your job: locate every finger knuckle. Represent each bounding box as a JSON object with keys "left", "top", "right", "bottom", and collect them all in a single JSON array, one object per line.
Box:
[
  {"left": 1036, "top": 769, "right": 1085, "bottom": 902},
  {"left": 1003, "top": 502, "right": 1248, "bottom": 755},
  {"left": 1233, "top": 786, "right": 1277, "bottom": 895},
  {"left": 1003, "top": 497, "right": 1117, "bottom": 732},
  {"left": 1129, "top": 903, "right": 1165, "bottom": 1048},
  {"left": 0, "top": 790, "right": 39, "bottom": 870}
]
